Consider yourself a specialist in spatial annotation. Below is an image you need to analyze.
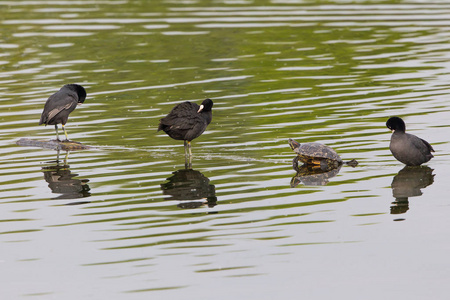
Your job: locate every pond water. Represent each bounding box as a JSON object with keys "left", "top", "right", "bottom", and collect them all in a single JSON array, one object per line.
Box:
[{"left": 1, "top": 1, "right": 450, "bottom": 299}]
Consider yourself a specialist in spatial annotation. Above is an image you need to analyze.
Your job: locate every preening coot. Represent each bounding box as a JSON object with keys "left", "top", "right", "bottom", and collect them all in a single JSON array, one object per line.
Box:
[
  {"left": 39, "top": 84, "right": 87, "bottom": 141},
  {"left": 158, "top": 98, "right": 213, "bottom": 163},
  {"left": 386, "top": 116, "right": 434, "bottom": 166}
]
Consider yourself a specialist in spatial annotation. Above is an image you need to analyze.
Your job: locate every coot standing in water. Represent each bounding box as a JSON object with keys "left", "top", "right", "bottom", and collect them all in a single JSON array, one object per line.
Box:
[
  {"left": 386, "top": 116, "right": 434, "bottom": 166},
  {"left": 39, "top": 84, "right": 87, "bottom": 141},
  {"left": 158, "top": 98, "right": 213, "bottom": 166}
]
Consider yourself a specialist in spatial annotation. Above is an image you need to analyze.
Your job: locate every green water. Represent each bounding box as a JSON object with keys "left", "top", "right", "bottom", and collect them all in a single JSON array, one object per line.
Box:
[{"left": 1, "top": 1, "right": 450, "bottom": 299}]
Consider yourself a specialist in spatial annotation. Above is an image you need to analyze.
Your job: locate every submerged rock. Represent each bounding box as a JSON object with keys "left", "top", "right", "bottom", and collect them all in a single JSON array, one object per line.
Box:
[{"left": 16, "top": 138, "right": 92, "bottom": 151}]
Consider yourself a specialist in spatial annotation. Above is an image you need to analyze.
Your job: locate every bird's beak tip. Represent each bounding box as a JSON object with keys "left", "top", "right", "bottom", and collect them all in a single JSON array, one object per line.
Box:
[{"left": 197, "top": 105, "right": 204, "bottom": 113}]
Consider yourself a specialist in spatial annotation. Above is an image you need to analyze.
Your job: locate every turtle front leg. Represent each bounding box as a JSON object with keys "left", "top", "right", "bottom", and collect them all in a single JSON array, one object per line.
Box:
[{"left": 292, "top": 156, "right": 300, "bottom": 172}]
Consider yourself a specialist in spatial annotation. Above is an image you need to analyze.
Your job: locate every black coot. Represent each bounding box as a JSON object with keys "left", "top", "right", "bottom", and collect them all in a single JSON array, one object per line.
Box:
[
  {"left": 158, "top": 98, "right": 213, "bottom": 162},
  {"left": 39, "top": 84, "right": 87, "bottom": 141},
  {"left": 386, "top": 116, "right": 434, "bottom": 166}
]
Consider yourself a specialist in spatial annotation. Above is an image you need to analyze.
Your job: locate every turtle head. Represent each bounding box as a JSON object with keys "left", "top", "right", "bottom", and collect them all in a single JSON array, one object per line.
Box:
[{"left": 288, "top": 138, "right": 300, "bottom": 151}]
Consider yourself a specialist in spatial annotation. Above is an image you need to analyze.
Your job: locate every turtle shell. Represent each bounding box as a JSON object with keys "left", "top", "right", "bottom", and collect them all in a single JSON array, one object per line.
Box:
[{"left": 294, "top": 142, "right": 342, "bottom": 165}]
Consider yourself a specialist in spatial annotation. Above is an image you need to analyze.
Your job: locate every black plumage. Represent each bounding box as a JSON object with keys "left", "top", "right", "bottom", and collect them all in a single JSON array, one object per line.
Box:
[
  {"left": 39, "top": 84, "right": 86, "bottom": 141},
  {"left": 386, "top": 116, "right": 434, "bottom": 166},
  {"left": 158, "top": 98, "right": 213, "bottom": 163}
]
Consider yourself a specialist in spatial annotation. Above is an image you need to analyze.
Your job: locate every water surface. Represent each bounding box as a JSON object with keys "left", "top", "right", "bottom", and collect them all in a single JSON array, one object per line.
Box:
[{"left": 1, "top": 1, "right": 450, "bottom": 299}]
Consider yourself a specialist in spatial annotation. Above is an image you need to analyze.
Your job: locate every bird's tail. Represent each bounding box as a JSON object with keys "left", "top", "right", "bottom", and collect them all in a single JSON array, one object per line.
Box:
[{"left": 39, "top": 114, "right": 47, "bottom": 125}]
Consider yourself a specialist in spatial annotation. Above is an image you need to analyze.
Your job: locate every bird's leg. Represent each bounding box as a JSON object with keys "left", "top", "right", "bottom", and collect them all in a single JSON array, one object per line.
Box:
[
  {"left": 55, "top": 125, "right": 60, "bottom": 141},
  {"left": 64, "top": 151, "right": 69, "bottom": 166},
  {"left": 56, "top": 149, "right": 61, "bottom": 164},
  {"left": 188, "top": 141, "right": 192, "bottom": 158},
  {"left": 183, "top": 141, "right": 193, "bottom": 169},
  {"left": 184, "top": 140, "right": 188, "bottom": 157},
  {"left": 62, "top": 124, "right": 69, "bottom": 141},
  {"left": 188, "top": 141, "right": 192, "bottom": 168},
  {"left": 184, "top": 140, "right": 189, "bottom": 168}
]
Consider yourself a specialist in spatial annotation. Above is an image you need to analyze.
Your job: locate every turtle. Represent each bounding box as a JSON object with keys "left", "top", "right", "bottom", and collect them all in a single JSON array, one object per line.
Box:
[{"left": 288, "top": 138, "right": 358, "bottom": 170}]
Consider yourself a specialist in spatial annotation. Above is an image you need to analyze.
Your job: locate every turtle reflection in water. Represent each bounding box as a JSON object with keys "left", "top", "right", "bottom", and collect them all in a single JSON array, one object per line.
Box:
[
  {"left": 288, "top": 138, "right": 357, "bottom": 187},
  {"left": 160, "top": 168, "right": 217, "bottom": 209},
  {"left": 291, "top": 163, "right": 342, "bottom": 187},
  {"left": 390, "top": 166, "right": 435, "bottom": 215}
]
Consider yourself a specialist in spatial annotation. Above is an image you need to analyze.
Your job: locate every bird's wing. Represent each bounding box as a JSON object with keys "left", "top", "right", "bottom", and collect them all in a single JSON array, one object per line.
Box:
[
  {"left": 46, "top": 101, "right": 75, "bottom": 121},
  {"left": 408, "top": 133, "right": 434, "bottom": 155},
  {"left": 159, "top": 102, "right": 201, "bottom": 130},
  {"left": 169, "top": 102, "right": 200, "bottom": 118},
  {"left": 420, "top": 138, "right": 435, "bottom": 153},
  {"left": 40, "top": 92, "right": 78, "bottom": 124},
  {"left": 184, "top": 119, "right": 207, "bottom": 141}
]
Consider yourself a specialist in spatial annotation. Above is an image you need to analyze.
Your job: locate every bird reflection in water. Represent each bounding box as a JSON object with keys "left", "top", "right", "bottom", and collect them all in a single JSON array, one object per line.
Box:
[
  {"left": 160, "top": 168, "right": 217, "bottom": 209},
  {"left": 42, "top": 151, "right": 91, "bottom": 204},
  {"left": 290, "top": 162, "right": 342, "bottom": 187},
  {"left": 390, "top": 166, "right": 434, "bottom": 215}
]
